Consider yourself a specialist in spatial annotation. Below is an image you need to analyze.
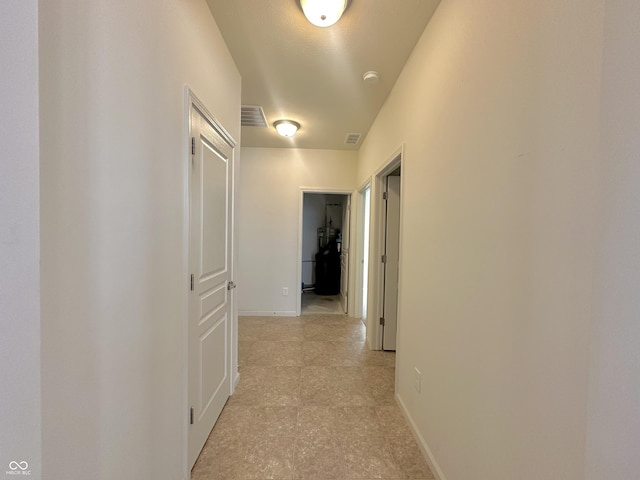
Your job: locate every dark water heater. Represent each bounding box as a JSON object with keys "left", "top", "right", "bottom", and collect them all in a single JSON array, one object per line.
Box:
[{"left": 315, "top": 243, "right": 340, "bottom": 295}]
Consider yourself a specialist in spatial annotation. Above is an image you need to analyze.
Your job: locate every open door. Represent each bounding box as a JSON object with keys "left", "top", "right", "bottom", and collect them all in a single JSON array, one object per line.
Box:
[
  {"left": 340, "top": 195, "right": 351, "bottom": 313},
  {"left": 381, "top": 175, "right": 400, "bottom": 351},
  {"left": 188, "top": 100, "right": 235, "bottom": 468}
]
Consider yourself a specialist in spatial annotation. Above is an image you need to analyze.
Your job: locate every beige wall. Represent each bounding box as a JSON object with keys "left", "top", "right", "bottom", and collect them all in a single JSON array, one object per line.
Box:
[
  {"left": 0, "top": 0, "right": 41, "bottom": 475},
  {"left": 585, "top": 1, "right": 640, "bottom": 478},
  {"left": 358, "top": 0, "right": 604, "bottom": 478},
  {"left": 38, "top": 1, "right": 240, "bottom": 478},
  {"left": 237, "top": 148, "right": 357, "bottom": 316}
]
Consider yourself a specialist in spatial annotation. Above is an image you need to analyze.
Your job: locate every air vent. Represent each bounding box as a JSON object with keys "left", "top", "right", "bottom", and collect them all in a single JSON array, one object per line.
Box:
[
  {"left": 345, "top": 133, "right": 362, "bottom": 145},
  {"left": 241, "top": 105, "right": 267, "bottom": 127}
]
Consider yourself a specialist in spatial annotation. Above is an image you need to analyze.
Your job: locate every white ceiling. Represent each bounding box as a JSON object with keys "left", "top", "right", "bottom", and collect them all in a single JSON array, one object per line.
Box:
[{"left": 206, "top": 0, "right": 441, "bottom": 150}]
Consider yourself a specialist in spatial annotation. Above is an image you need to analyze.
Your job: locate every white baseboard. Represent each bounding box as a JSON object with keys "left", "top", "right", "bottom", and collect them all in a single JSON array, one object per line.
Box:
[
  {"left": 395, "top": 394, "right": 447, "bottom": 480},
  {"left": 238, "top": 310, "right": 297, "bottom": 317},
  {"left": 232, "top": 370, "right": 240, "bottom": 392}
]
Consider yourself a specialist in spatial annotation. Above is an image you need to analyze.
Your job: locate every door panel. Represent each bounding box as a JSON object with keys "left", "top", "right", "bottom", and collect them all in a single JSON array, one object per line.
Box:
[
  {"left": 199, "top": 316, "right": 227, "bottom": 413},
  {"left": 201, "top": 140, "right": 227, "bottom": 275},
  {"left": 382, "top": 176, "right": 400, "bottom": 351},
  {"left": 189, "top": 104, "right": 234, "bottom": 468},
  {"left": 200, "top": 284, "right": 226, "bottom": 320}
]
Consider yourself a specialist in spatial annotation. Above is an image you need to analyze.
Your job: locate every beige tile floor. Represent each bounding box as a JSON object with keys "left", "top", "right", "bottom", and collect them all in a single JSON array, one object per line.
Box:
[
  {"left": 301, "top": 292, "right": 344, "bottom": 315},
  {"left": 192, "top": 314, "right": 434, "bottom": 480}
]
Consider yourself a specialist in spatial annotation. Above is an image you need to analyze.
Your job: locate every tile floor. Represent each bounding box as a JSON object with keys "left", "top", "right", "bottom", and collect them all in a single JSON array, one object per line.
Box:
[
  {"left": 191, "top": 314, "right": 434, "bottom": 480},
  {"left": 301, "top": 292, "right": 344, "bottom": 315}
]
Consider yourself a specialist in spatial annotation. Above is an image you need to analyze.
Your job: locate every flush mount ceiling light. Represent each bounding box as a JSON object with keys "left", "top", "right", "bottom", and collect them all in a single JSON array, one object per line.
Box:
[
  {"left": 274, "top": 120, "right": 300, "bottom": 137},
  {"left": 300, "top": 0, "right": 348, "bottom": 28}
]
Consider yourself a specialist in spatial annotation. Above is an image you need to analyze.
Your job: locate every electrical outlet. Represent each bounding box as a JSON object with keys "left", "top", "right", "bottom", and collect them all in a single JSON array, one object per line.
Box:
[
  {"left": 413, "top": 367, "right": 421, "bottom": 393},
  {"left": 282, "top": 287, "right": 289, "bottom": 296}
]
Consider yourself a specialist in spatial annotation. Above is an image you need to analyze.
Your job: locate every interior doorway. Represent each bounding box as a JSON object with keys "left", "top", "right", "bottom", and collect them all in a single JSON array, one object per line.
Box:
[
  {"left": 354, "top": 183, "right": 371, "bottom": 322},
  {"left": 298, "top": 191, "right": 351, "bottom": 316},
  {"left": 370, "top": 150, "right": 402, "bottom": 351}
]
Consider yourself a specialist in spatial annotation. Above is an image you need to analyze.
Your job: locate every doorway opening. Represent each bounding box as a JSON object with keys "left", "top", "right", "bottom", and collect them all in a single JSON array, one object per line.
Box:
[
  {"left": 369, "top": 149, "right": 402, "bottom": 351},
  {"left": 298, "top": 191, "right": 351, "bottom": 316},
  {"left": 354, "top": 183, "right": 371, "bottom": 323}
]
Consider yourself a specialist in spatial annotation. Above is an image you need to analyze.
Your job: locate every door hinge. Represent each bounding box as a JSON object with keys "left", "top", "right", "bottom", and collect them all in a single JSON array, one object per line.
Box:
[
  {"left": 190, "top": 274, "right": 194, "bottom": 291},
  {"left": 381, "top": 255, "right": 387, "bottom": 264},
  {"left": 191, "top": 137, "right": 195, "bottom": 155},
  {"left": 190, "top": 407, "right": 194, "bottom": 425},
  {"left": 380, "top": 317, "right": 386, "bottom": 326},
  {"left": 383, "top": 192, "right": 388, "bottom": 200}
]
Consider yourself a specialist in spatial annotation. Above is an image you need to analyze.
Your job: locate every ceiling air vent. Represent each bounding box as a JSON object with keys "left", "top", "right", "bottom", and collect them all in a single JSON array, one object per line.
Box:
[
  {"left": 344, "top": 133, "right": 362, "bottom": 145},
  {"left": 241, "top": 105, "right": 267, "bottom": 127}
]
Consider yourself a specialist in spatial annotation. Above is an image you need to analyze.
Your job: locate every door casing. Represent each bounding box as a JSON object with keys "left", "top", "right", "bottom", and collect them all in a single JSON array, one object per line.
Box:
[
  {"left": 353, "top": 181, "right": 371, "bottom": 321},
  {"left": 368, "top": 146, "right": 403, "bottom": 351},
  {"left": 297, "top": 187, "right": 354, "bottom": 317}
]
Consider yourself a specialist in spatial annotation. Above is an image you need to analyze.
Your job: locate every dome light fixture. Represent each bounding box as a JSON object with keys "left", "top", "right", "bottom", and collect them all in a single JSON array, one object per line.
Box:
[
  {"left": 300, "top": 0, "right": 348, "bottom": 28},
  {"left": 274, "top": 119, "right": 300, "bottom": 137}
]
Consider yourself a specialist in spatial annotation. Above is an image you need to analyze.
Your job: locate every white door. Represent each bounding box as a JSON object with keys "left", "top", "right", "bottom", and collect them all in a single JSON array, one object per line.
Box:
[
  {"left": 340, "top": 195, "right": 351, "bottom": 313},
  {"left": 382, "top": 176, "right": 400, "bottom": 351},
  {"left": 188, "top": 103, "right": 234, "bottom": 468}
]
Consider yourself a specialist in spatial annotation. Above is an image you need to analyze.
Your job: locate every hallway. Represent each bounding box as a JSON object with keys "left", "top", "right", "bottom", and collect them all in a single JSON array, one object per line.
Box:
[{"left": 191, "top": 314, "right": 434, "bottom": 479}]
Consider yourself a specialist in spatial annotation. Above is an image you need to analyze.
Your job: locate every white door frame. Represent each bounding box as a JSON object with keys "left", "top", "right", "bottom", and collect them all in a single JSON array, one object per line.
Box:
[
  {"left": 297, "top": 187, "right": 354, "bottom": 317},
  {"left": 182, "top": 87, "right": 238, "bottom": 475},
  {"left": 353, "top": 179, "right": 372, "bottom": 321},
  {"left": 367, "top": 146, "right": 403, "bottom": 350}
]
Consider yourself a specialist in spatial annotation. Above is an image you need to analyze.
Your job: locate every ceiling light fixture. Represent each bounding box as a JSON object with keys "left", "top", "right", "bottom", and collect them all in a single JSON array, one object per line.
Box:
[
  {"left": 274, "top": 120, "right": 300, "bottom": 137},
  {"left": 300, "top": 0, "right": 348, "bottom": 28}
]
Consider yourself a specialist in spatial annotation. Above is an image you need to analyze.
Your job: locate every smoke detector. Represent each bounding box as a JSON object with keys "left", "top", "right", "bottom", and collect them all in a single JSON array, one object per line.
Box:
[{"left": 363, "top": 71, "right": 380, "bottom": 85}]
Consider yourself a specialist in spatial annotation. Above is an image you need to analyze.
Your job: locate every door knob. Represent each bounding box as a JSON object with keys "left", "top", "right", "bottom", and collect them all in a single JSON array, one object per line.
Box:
[{"left": 227, "top": 281, "right": 237, "bottom": 290}]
